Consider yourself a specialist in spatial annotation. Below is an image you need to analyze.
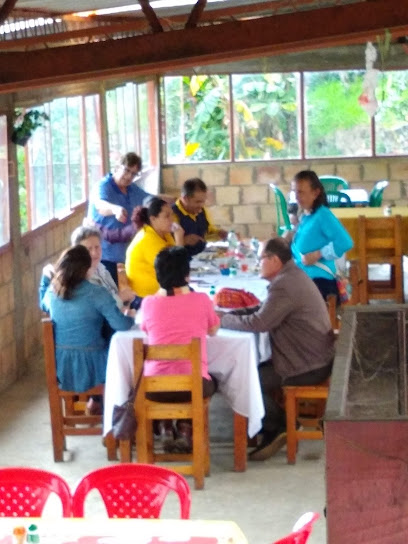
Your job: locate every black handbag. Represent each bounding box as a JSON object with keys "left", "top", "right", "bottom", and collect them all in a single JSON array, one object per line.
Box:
[{"left": 111, "top": 365, "right": 144, "bottom": 441}]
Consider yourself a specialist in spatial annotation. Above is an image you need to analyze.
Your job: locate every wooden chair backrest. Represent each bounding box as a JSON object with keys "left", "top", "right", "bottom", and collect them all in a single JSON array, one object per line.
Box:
[
  {"left": 358, "top": 215, "right": 402, "bottom": 260},
  {"left": 134, "top": 337, "right": 203, "bottom": 404},
  {"left": 132, "top": 337, "right": 207, "bottom": 489}
]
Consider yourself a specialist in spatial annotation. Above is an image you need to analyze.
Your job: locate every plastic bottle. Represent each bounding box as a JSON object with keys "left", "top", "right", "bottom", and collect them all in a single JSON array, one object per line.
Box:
[
  {"left": 227, "top": 230, "right": 238, "bottom": 252},
  {"left": 26, "top": 524, "right": 40, "bottom": 544},
  {"left": 250, "top": 237, "right": 260, "bottom": 255},
  {"left": 209, "top": 285, "right": 216, "bottom": 301}
]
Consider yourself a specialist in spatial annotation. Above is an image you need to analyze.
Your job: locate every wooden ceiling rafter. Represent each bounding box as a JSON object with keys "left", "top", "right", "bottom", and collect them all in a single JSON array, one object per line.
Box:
[
  {"left": 0, "top": 0, "right": 407, "bottom": 93},
  {"left": 185, "top": 0, "right": 207, "bottom": 29},
  {"left": 0, "top": 0, "right": 19, "bottom": 25},
  {"left": 138, "top": 0, "right": 163, "bottom": 33},
  {"left": 2, "top": 0, "right": 366, "bottom": 47}
]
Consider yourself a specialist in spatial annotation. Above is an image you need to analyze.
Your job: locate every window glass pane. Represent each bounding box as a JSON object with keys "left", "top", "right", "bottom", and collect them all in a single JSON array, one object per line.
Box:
[
  {"left": 67, "top": 96, "right": 84, "bottom": 205},
  {"left": 138, "top": 82, "right": 151, "bottom": 167},
  {"left": 163, "top": 74, "right": 230, "bottom": 162},
  {"left": 85, "top": 94, "right": 103, "bottom": 190},
  {"left": 163, "top": 76, "right": 183, "bottom": 163},
  {"left": 106, "top": 88, "right": 122, "bottom": 169},
  {"left": 123, "top": 83, "right": 137, "bottom": 153},
  {"left": 0, "top": 115, "right": 9, "bottom": 245},
  {"left": 17, "top": 145, "right": 28, "bottom": 233},
  {"left": 305, "top": 70, "right": 371, "bottom": 157},
  {"left": 28, "top": 120, "right": 50, "bottom": 228},
  {"left": 50, "top": 98, "right": 69, "bottom": 215},
  {"left": 232, "top": 73, "right": 300, "bottom": 160},
  {"left": 375, "top": 70, "right": 408, "bottom": 155}
]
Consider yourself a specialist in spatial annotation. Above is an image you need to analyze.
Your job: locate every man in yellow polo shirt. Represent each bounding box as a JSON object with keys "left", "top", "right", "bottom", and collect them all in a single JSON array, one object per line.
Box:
[{"left": 172, "top": 178, "right": 227, "bottom": 257}]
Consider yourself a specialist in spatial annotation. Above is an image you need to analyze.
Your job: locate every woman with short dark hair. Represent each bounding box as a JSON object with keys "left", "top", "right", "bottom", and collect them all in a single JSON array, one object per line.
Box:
[
  {"left": 44, "top": 245, "right": 134, "bottom": 397},
  {"left": 140, "top": 246, "right": 220, "bottom": 453}
]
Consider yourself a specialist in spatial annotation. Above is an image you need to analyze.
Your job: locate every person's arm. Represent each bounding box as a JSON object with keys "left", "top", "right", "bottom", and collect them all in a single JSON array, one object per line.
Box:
[
  {"left": 38, "top": 264, "right": 54, "bottom": 311},
  {"left": 302, "top": 208, "right": 353, "bottom": 265},
  {"left": 94, "top": 199, "right": 128, "bottom": 223},
  {"left": 203, "top": 208, "right": 227, "bottom": 240},
  {"left": 99, "top": 222, "right": 136, "bottom": 243},
  {"left": 95, "top": 286, "right": 134, "bottom": 331},
  {"left": 204, "top": 295, "right": 221, "bottom": 336},
  {"left": 221, "top": 285, "right": 293, "bottom": 333}
]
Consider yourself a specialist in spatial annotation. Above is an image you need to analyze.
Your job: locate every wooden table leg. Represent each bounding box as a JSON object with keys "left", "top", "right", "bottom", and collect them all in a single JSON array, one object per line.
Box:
[{"left": 233, "top": 412, "right": 248, "bottom": 472}]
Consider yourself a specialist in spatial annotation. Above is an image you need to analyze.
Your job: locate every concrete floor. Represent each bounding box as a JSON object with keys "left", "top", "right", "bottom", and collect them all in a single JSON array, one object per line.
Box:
[{"left": 0, "top": 359, "right": 326, "bottom": 544}]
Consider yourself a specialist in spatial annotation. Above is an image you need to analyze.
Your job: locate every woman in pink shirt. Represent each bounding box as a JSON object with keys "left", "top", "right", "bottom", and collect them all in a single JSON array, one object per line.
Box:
[{"left": 141, "top": 246, "right": 220, "bottom": 453}]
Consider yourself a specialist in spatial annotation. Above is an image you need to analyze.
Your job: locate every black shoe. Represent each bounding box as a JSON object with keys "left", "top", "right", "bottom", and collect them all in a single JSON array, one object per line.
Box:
[
  {"left": 158, "top": 420, "right": 176, "bottom": 453},
  {"left": 249, "top": 430, "right": 287, "bottom": 461}
]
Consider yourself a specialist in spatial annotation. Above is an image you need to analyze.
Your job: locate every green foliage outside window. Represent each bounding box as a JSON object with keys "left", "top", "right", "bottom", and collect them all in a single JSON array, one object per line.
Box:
[
  {"left": 305, "top": 71, "right": 371, "bottom": 157},
  {"left": 375, "top": 71, "right": 408, "bottom": 155},
  {"left": 164, "top": 75, "right": 230, "bottom": 162},
  {"left": 232, "top": 73, "right": 300, "bottom": 160}
]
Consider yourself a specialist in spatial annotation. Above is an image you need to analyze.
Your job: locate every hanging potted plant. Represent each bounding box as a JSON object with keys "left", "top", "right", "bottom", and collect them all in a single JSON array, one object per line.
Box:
[{"left": 11, "top": 108, "right": 49, "bottom": 147}]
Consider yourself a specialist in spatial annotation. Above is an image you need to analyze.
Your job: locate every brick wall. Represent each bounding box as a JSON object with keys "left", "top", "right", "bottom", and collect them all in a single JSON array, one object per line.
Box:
[
  {"left": 0, "top": 207, "right": 85, "bottom": 392},
  {"left": 162, "top": 157, "right": 408, "bottom": 239}
]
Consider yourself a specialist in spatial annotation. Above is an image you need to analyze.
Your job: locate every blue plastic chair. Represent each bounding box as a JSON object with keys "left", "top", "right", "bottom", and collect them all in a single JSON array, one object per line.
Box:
[
  {"left": 369, "top": 180, "right": 389, "bottom": 207},
  {"left": 270, "top": 183, "right": 293, "bottom": 236},
  {"left": 319, "top": 175, "right": 349, "bottom": 192}
]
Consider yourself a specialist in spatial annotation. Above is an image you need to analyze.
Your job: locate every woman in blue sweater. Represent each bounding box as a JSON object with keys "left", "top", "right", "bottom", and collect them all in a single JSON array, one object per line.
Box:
[{"left": 291, "top": 170, "right": 353, "bottom": 301}]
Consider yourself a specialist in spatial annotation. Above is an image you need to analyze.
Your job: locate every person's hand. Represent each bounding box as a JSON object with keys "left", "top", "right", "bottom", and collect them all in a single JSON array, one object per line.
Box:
[
  {"left": 184, "top": 233, "right": 205, "bottom": 246},
  {"left": 172, "top": 223, "right": 185, "bottom": 245},
  {"left": 123, "top": 308, "right": 137, "bottom": 318},
  {"left": 218, "top": 229, "right": 228, "bottom": 240},
  {"left": 42, "top": 263, "right": 55, "bottom": 279},
  {"left": 119, "top": 287, "right": 136, "bottom": 303},
  {"left": 301, "top": 250, "right": 321, "bottom": 266},
  {"left": 114, "top": 205, "right": 128, "bottom": 223}
]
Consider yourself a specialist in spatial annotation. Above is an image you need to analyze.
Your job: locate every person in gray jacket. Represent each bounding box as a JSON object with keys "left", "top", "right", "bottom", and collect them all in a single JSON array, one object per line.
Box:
[{"left": 220, "top": 237, "right": 335, "bottom": 461}]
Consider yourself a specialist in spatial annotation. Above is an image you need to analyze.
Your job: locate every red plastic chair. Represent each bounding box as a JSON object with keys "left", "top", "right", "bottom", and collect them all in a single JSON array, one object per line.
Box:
[
  {"left": 72, "top": 464, "right": 191, "bottom": 519},
  {"left": 0, "top": 467, "right": 72, "bottom": 517},
  {"left": 272, "top": 512, "right": 320, "bottom": 544}
]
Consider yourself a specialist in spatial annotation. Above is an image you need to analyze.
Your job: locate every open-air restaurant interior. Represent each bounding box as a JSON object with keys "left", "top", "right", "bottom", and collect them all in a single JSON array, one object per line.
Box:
[{"left": 2, "top": 0, "right": 408, "bottom": 543}]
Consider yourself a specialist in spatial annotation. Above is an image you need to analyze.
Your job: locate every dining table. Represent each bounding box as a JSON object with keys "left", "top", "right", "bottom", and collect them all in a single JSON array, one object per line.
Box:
[
  {"left": 333, "top": 206, "right": 408, "bottom": 260},
  {"left": 0, "top": 518, "right": 248, "bottom": 544},
  {"left": 104, "top": 257, "right": 268, "bottom": 473},
  {"left": 341, "top": 188, "right": 369, "bottom": 207}
]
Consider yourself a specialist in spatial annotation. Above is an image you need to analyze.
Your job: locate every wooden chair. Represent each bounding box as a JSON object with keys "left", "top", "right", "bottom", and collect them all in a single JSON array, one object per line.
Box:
[
  {"left": 120, "top": 337, "right": 209, "bottom": 490},
  {"left": 42, "top": 318, "right": 117, "bottom": 462},
  {"left": 283, "top": 295, "right": 336, "bottom": 464},
  {"left": 357, "top": 214, "right": 403, "bottom": 304},
  {"left": 117, "top": 263, "right": 130, "bottom": 291}
]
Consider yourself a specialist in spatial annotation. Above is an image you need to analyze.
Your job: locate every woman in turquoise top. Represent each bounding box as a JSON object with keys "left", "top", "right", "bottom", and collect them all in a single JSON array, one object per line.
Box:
[
  {"left": 43, "top": 245, "right": 134, "bottom": 392},
  {"left": 291, "top": 170, "right": 353, "bottom": 301}
]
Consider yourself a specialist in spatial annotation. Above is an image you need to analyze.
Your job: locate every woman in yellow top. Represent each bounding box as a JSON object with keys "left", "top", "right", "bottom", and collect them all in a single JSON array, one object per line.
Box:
[{"left": 125, "top": 197, "right": 183, "bottom": 297}]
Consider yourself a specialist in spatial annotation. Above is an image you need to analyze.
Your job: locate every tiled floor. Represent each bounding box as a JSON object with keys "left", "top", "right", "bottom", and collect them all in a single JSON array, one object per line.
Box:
[{"left": 0, "top": 359, "right": 326, "bottom": 544}]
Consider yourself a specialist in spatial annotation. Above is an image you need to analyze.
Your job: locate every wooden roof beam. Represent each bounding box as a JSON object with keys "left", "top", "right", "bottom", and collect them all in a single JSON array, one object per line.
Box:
[
  {"left": 185, "top": 0, "right": 207, "bottom": 29},
  {"left": 0, "top": 0, "right": 19, "bottom": 25},
  {"left": 0, "top": 0, "right": 408, "bottom": 93},
  {"left": 138, "top": 0, "right": 163, "bottom": 33}
]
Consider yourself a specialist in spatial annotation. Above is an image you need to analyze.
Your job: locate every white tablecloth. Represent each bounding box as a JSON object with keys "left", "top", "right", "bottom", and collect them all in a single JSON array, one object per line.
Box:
[{"left": 104, "top": 328, "right": 265, "bottom": 439}]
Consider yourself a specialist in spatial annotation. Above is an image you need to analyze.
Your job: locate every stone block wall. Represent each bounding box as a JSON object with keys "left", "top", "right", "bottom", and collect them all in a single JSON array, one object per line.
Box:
[{"left": 162, "top": 157, "right": 408, "bottom": 240}]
